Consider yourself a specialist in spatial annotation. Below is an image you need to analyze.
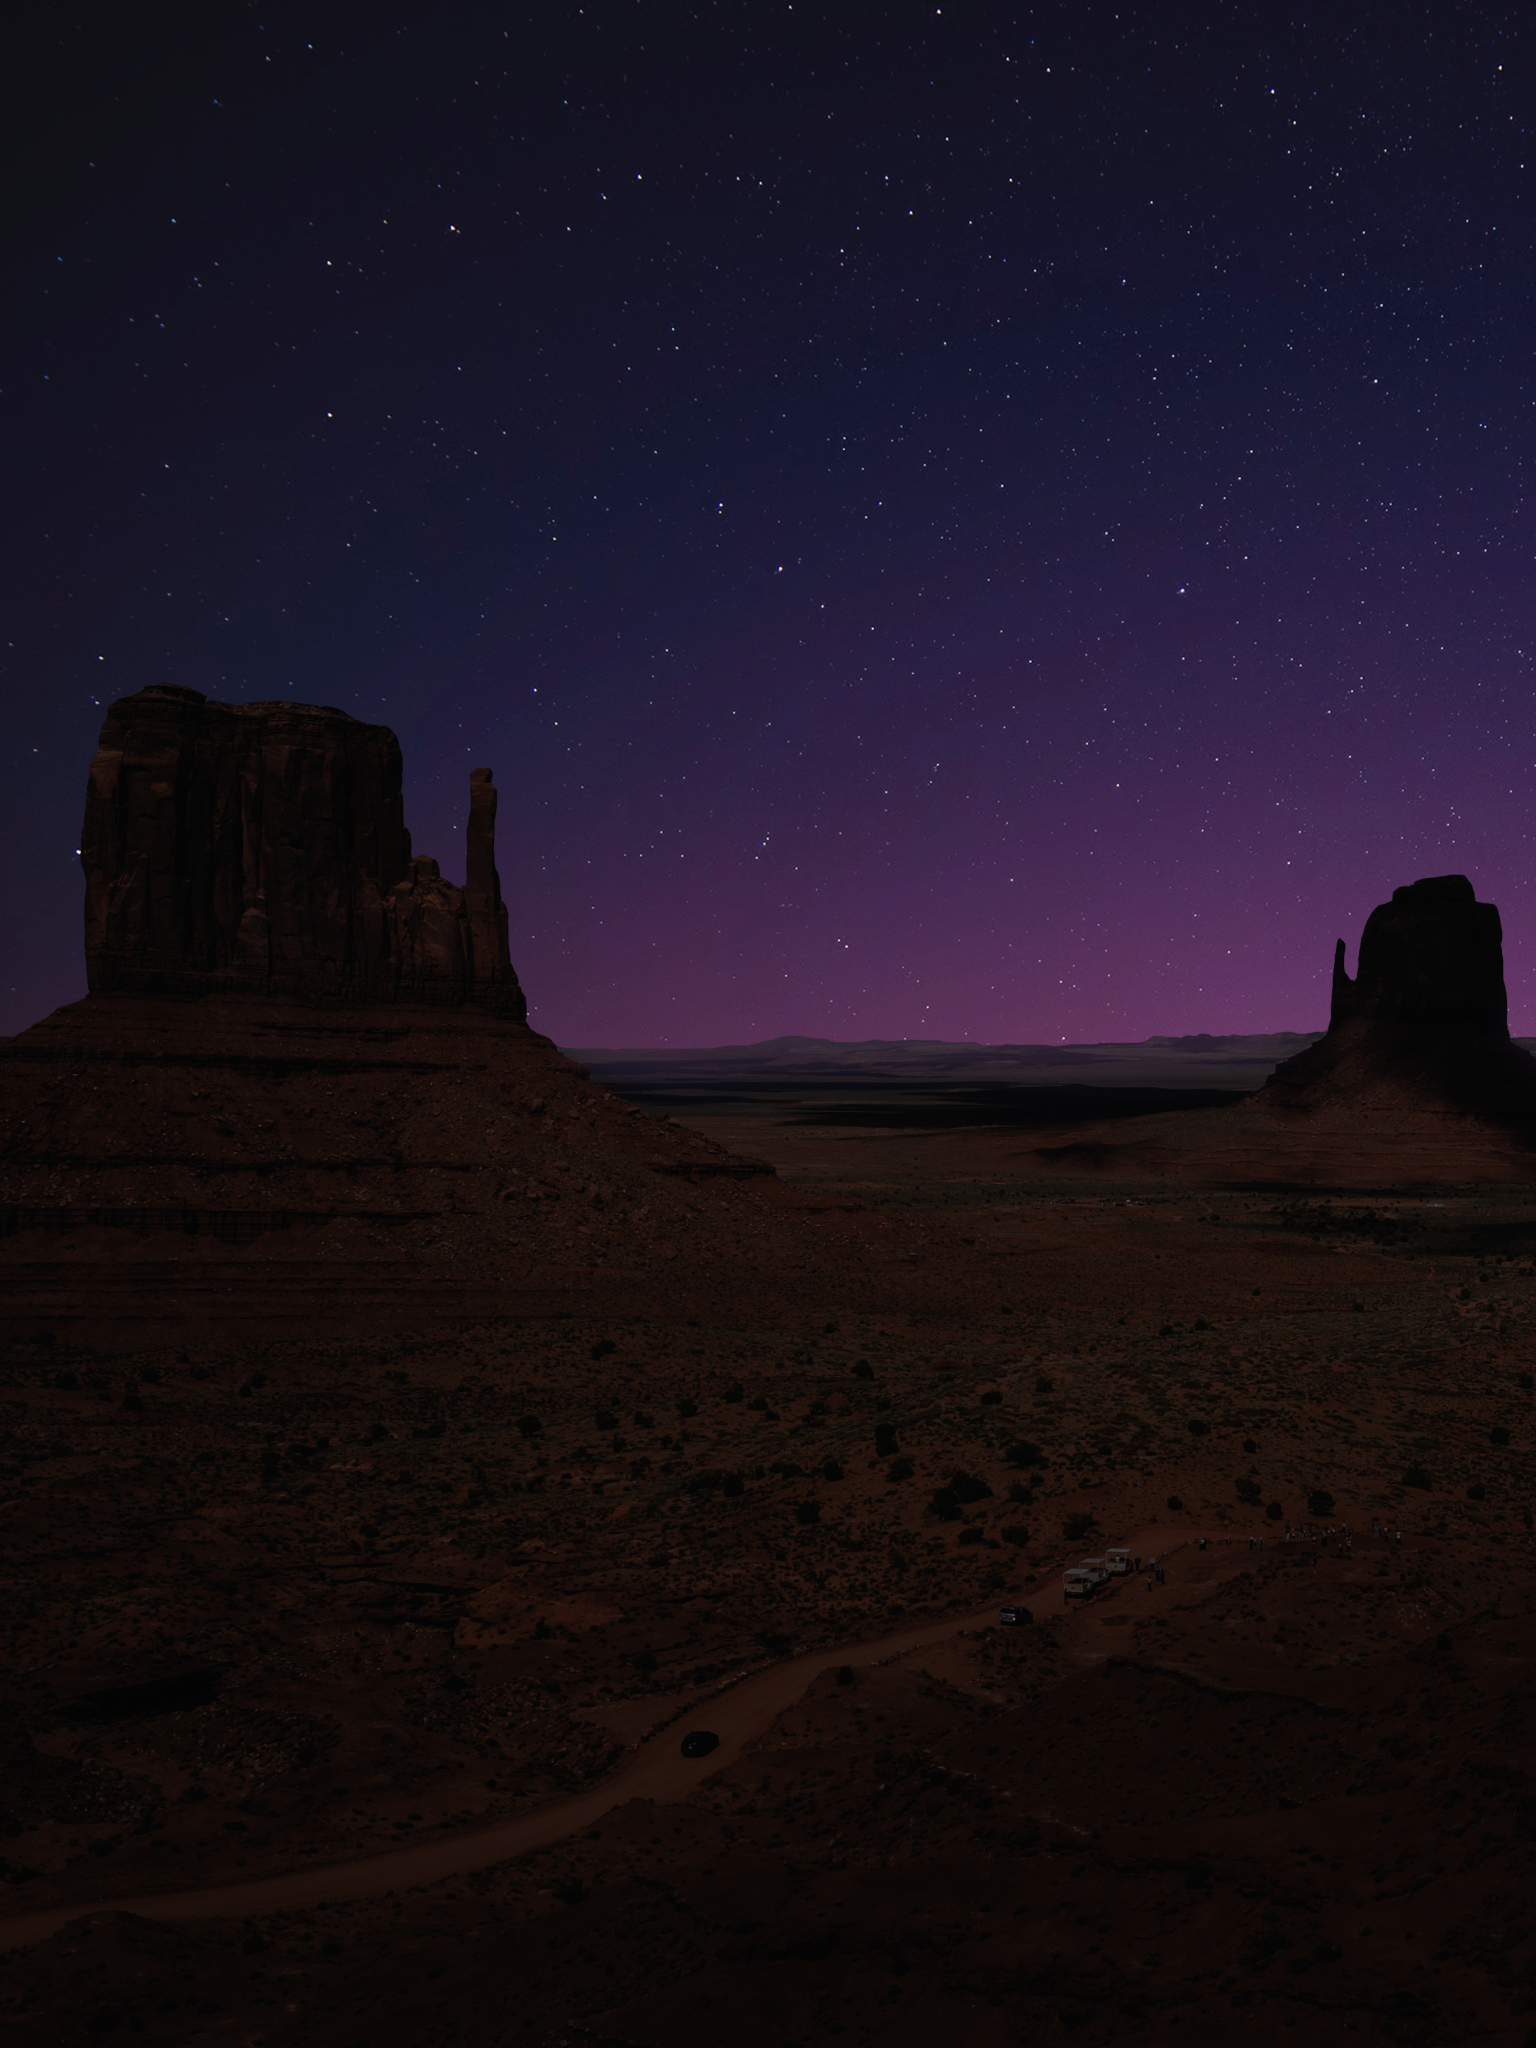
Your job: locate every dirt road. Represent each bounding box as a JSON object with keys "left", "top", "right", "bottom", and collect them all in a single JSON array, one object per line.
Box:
[
  {"left": 0, "top": 1599, "right": 1019, "bottom": 1952},
  {"left": 0, "top": 1528, "right": 1286, "bottom": 1953}
]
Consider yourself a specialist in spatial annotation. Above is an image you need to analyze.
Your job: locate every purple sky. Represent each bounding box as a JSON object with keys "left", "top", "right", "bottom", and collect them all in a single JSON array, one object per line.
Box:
[{"left": 8, "top": 4, "right": 1536, "bottom": 1047}]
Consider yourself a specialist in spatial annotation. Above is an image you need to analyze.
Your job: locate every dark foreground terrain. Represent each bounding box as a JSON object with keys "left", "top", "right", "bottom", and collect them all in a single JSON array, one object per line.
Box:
[{"left": 3, "top": 1147, "right": 1536, "bottom": 2045}]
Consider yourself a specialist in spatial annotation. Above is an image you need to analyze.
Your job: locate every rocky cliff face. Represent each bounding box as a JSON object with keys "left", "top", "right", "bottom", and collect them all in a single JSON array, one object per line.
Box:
[
  {"left": 1328, "top": 874, "right": 1509, "bottom": 1035},
  {"left": 81, "top": 684, "right": 524, "bottom": 1017},
  {"left": 1260, "top": 874, "right": 1536, "bottom": 1119}
]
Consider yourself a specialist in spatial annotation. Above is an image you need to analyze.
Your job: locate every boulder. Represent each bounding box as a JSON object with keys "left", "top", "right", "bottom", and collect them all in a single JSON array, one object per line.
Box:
[{"left": 81, "top": 685, "right": 524, "bottom": 1016}]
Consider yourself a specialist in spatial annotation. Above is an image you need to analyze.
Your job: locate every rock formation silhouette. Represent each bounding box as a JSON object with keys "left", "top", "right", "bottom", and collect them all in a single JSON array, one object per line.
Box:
[
  {"left": 0, "top": 684, "right": 807, "bottom": 1344},
  {"left": 1258, "top": 874, "right": 1536, "bottom": 1120},
  {"left": 82, "top": 684, "right": 523, "bottom": 1015}
]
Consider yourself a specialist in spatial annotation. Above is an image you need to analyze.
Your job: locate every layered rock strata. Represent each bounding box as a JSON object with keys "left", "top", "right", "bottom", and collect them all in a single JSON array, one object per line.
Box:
[
  {"left": 0, "top": 687, "right": 972, "bottom": 1341},
  {"left": 82, "top": 685, "right": 523, "bottom": 1015}
]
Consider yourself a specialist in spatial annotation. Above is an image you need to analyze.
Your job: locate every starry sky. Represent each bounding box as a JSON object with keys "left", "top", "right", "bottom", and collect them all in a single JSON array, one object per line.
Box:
[{"left": 8, "top": 2, "right": 1536, "bottom": 1048}]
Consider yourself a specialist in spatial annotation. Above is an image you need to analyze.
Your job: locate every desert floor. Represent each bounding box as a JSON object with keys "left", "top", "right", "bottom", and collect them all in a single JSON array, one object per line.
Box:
[{"left": 2, "top": 1110, "right": 1535, "bottom": 2045}]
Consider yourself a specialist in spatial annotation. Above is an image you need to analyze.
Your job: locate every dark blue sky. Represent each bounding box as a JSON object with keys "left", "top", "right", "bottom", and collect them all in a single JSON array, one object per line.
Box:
[{"left": 8, "top": 2, "right": 1536, "bottom": 1045}]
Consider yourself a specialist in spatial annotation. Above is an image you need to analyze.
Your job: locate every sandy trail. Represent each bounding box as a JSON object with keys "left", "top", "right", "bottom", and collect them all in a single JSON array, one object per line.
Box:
[
  {"left": 0, "top": 1528, "right": 1273, "bottom": 1953},
  {"left": 0, "top": 1601, "right": 1014, "bottom": 1952}
]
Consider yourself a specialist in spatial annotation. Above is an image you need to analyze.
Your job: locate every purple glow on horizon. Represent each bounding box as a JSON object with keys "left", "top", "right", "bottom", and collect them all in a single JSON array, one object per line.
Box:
[{"left": 8, "top": 11, "right": 1536, "bottom": 1048}]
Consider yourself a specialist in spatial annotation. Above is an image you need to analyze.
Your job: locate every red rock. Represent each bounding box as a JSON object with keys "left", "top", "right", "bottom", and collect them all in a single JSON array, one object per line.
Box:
[
  {"left": 1261, "top": 873, "right": 1536, "bottom": 1118},
  {"left": 82, "top": 685, "right": 524, "bottom": 1016}
]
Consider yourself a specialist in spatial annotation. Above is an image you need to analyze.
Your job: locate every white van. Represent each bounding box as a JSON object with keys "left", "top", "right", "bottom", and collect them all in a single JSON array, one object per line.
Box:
[
  {"left": 1063, "top": 1568, "right": 1094, "bottom": 1599},
  {"left": 1080, "top": 1557, "right": 1111, "bottom": 1587},
  {"left": 1106, "top": 1548, "right": 1132, "bottom": 1576}
]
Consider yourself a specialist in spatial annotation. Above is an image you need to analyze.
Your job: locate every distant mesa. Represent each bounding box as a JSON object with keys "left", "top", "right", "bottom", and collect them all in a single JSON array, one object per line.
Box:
[
  {"left": 1257, "top": 874, "right": 1536, "bottom": 1121},
  {"left": 83, "top": 684, "right": 524, "bottom": 1017}
]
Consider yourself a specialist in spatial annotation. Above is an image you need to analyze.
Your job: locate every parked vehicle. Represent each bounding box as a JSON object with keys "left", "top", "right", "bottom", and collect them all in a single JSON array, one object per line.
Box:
[
  {"left": 999, "top": 1605, "right": 1033, "bottom": 1626},
  {"left": 1106, "top": 1548, "right": 1132, "bottom": 1575},
  {"left": 680, "top": 1729, "right": 720, "bottom": 1758},
  {"left": 1079, "top": 1557, "right": 1111, "bottom": 1587},
  {"left": 1063, "top": 1568, "right": 1095, "bottom": 1599}
]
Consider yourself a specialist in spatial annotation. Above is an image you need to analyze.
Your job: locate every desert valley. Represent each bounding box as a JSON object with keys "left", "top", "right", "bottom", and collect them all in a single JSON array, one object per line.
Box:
[{"left": 0, "top": 689, "right": 1530, "bottom": 2046}]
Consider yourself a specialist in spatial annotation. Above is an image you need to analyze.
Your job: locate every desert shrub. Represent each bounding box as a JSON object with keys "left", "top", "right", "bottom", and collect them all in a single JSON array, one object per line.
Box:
[
  {"left": 980, "top": 1389, "right": 1003, "bottom": 1406},
  {"left": 517, "top": 1414, "right": 543, "bottom": 1438},
  {"left": 887, "top": 1456, "right": 914, "bottom": 1483},
  {"left": 770, "top": 1459, "right": 804, "bottom": 1479},
  {"left": 1007, "top": 1480, "right": 1032, "bottom": 1504},
  {"left": 757, "top": 1630, "right": 792, "bottom": 1656},
  {"left": 837, "top": 1664, "right": 855, "bottom": 1685},
  {"left": 958, "top": 1526, "right": 984, "bottom": 1546},
  {"left": 930, "top": 1487, "right": 963, "bottom": 1522},
  {"left": 590, "top": 1339, "right": 616, "bottom": 1361},
  {"left": 633, "top": 1409, "right": 653, "bottom": 1426},
  {"left": 677, "top": 1398, "right": 698, "bottom": 1419},
  {"left": 1235, "top": 1478, "right": 1262, "bottom": 1504},
  {"left": 1005, "top": 1439, "right": 1044, "bottom": 1469},
  {"left": 852, "top": 1360, "right": 874, "bottom": 1380},
  {"left": 1468, "top": 1481, "right": 1486, "bottom": 1502},
  {"left": 1035, "top": 1374, "right": 1054, "bottom": 1394},
  {"left": 723, "top": 1382, "right": 743, "bottom": 1403},
  {"left": 1242, "top": 1438, "right": 1257, "bottom": 1454},
  {"left": 1063, "top": 1511, "right": 1097, "bottom": 1541},
  {"left": 822, "top": 1458, "right": 844, "bottom": 1482},
  {"left": 1001, "top": 1524, "right": 1029, "bottom": 1547},
  {"left": 1491, "top": 1425, "right": 1511, "bottom": 1446},
  {"left": 1402, "top": 1467, "right": 1432, "bottom": 1491},
  {"left": 594, "top": 1409, "right": 618, "bottom": 1430},
  {"left": 1187, "top": 1418, "right": 1210, "bottom": 1437},
  {"left": 1519, "top": 1372, "right": 1534, "bottom": 1390},
  {"left": 632, "top": 1650, "right": 657, "bottom": 1674},
  {"left": 794, "top": 1498, "right": 822, "bottom": 1527},
  {"left": 721, "top": 1471, "right": 745, "bottom": 1497},
  {"left": 1266, "top": 1500, "right": 1283, "bottom": 1519},
  {"left": 1166, "top": 1495, "right": 1184, "bottom": 1511},
  {"left": 949, "top": 1471, "right": 993, "bottom": 1504},
  {"left": 874, "top": 1422, "right": 900, "bottom": 1455},
  {"left": 1307, "top": 1488, "right": 1336, "bottom": 1514}
]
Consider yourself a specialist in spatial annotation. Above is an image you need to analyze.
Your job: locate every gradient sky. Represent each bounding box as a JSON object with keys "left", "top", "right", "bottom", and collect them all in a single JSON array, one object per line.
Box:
[{"left": 7, "top": 3, "right": 1536, "bottom": 1047}]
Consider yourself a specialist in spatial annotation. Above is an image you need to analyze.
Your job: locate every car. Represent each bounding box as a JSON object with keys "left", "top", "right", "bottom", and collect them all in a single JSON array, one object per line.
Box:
[
  {"left": 999, "top": 1605, "right": 1033, "bottom": 1626},
  {"left": 680, "top": 1728, "right": 720, "bottom": 1758}
]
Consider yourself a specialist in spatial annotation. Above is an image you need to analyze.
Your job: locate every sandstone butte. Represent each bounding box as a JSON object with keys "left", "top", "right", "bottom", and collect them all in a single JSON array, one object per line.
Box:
[
  {"left": 946, "top": 873, "right": 1536, "bottom": 1188},
  {"left": 2, "top": 686, "right": 973, "bottom": 1349}
]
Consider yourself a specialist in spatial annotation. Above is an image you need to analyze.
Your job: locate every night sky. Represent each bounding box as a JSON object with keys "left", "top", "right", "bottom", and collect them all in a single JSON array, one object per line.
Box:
[{"left": 7, "top": 3, "right": 1536, "bottom": 1048}]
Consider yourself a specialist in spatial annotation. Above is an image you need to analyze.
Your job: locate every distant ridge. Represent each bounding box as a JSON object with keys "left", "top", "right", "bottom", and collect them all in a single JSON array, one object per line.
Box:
[
  {"left": 566, "top": 1029, "right": 1324, "bottom": 1064},
  {"left": 563, "top": 1030, "right": 1333, "bottom": 1125}
]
